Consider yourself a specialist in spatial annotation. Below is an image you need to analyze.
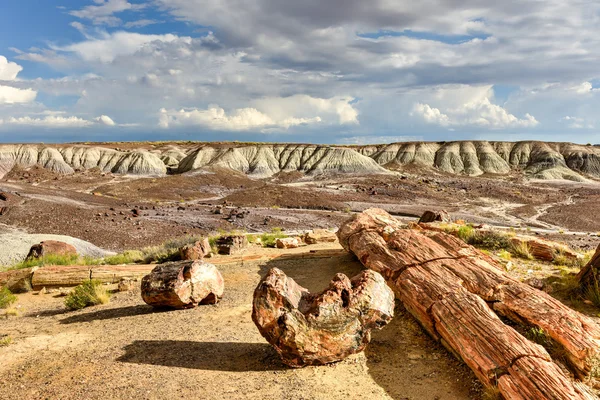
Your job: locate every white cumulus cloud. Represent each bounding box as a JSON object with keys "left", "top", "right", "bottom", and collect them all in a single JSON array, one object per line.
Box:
[
  {"left": 0, "top": 114, "right": 119, "bottom": 128},
  {"left": 158, "top": 106, "right": 321, "bottom": 131},
  {"left": 412, "top": 85, "right": 538, "bottom": 129},
  {"left": 0, "top": 56, "right": 37, "bottom": 104}
]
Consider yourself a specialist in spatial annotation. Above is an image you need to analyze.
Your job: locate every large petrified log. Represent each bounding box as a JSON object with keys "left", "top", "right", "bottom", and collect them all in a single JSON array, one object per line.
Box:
[
  {"left": 252, "top": 267, "right": 394, "bottom": 367},
  {"left": 141, "top": 261, "right": 224, "bottom": 309},
  {"left": 338, "top": 208, "right": 600, "bottom": 399},
  {"left": 578, "top": 244, "right": 600, "bottom": 292}
]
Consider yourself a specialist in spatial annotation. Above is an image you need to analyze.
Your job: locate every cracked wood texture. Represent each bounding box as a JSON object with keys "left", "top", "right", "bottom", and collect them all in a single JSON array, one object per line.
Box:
[
  {"left": 338, "top": 208, "right": 600, "bottom": 400},
  {"left": 577, "top": 244, "right": 600, "bottom": 292},
  {"left": 252, "top": 267, "right": 394, "bottom": 367},
  {"left": 141, "top": 261, "right": 224, "bottom": 309}
]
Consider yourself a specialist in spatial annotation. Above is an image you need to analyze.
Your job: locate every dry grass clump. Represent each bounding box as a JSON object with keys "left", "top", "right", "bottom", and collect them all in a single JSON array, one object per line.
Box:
[
  {"left": 0, "top": 286, "right": 17, "bottom": 309},
  {"left": 65, "top": 280, "right": 110, "bottom": 310},
  {"left": 510, "top": 241, "right": 533, "bottom": 260},
  {"left": 0, "top": 336, "right": 12, "bottom": 347},
  {"left": 481, "top": 385, "right": 501, "bottom": 400}
]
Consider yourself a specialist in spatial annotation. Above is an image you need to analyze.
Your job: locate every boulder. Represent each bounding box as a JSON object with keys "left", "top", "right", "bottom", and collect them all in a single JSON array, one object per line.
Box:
[
  {"left": 179, "top": 238, "right": 212, "bottom": 260},
  {"left": 26, "top": 240, "right": 77, "bottom": 260},
  {"left": 141, "top": 261, "right": 224, "bottom": 309},
  {"left": 216, "top": 235, "right": 248, "bottom": 255},
  {"left": 303, "top": 229, "right": 338, "bottom": 244},
  {"left": 275, "top": 237, "right": 300, "bottom": 249},
  {"left": 418, "top": 210, "right": 451, "bottom": 223},
  {"left": 252, "top": 267, "right": 394, "bottom": 367}
]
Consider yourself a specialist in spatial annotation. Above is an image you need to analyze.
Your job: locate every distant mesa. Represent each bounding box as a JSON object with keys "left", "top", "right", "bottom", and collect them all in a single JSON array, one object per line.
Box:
[{"left": 0, "top": 141, "right": 599, "bottom": 181}]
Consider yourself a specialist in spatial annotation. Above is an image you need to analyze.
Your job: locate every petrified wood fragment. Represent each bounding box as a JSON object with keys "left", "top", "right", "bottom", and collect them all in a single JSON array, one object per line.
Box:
[
  {"left": 578, "top": 243, "right": 600, "bottom": 293},
  {"left": 338, "top": 208, "right": 600, "bottom": 399},
  {"left": 252, "top": 267, "right": 394, "bottom": 367},
  {"left": 141, "top": 261, "right": 224, "bottom": 309}
]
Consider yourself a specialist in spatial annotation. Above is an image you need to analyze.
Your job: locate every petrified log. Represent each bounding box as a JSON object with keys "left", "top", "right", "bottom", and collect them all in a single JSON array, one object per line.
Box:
[
  {"left": 577, "top": 244, "right": 600, "bottom": 292},
  {"left": 179, "top": 238, "right": 212, "bottom": 260},
  {"left": 303, "top": 229, "right": 338, "bottom": 244},
  {"left": 252, "top": 267, "right": 394, "bottom": 367},
  {"left": 275, "top": 237, "right": 299, "bottom": 249},
  {"left": 141, "top": 261, "right": 224, "bottom": 309},
  {"left": 0, "top": 267, "right": 37, "bottom": 293},
  {"left": 216, "top": 235, "right": 248, "bottom": 255},
  {"left": 338, "top": 208, "right": 600, "bottom": 399}
]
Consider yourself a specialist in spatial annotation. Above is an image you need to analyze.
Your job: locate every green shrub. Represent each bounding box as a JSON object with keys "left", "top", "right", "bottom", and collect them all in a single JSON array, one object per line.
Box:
[
  {"left": 0, "top": 336, "right": 12, "bottom": 347},
  {"left": 498, "top": 250, "right": 512, "bottom": 260},
  {"left": 103, "top": 250, "right": 144, "bottom": 265},
  {"left": 0, "top": 287, "right": 17, "bottom": 309},
  {"left": 259, "top": 228, "right": 288, "bottom": 248},
  {"left": 11, "top": 253, "right": 80, "bottom": 270},
  {"left": 472, "top": 231, "right": 511, "bottom": 250},
  {"left": 456, "top": 225, "right": 476, "bottom": 244},
  {"left": 65, "top": 280, "right": 110, "bottom": 310}
]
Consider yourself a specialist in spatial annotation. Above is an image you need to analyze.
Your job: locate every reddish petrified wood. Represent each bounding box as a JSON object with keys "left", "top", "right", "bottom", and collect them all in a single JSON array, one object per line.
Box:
[
  {"left": 141, "top": 261, "right": 224, "bottom": 309},
  {"left": 179, "top": 238, "right": 212, "bottom": 260},
  {"left": 338, "top": 208, "right": 599, "bottom": 399},
  {"left": 252, "top": 267, "right": 394, "bottom": 367},
  {"left": 26, "top": 240, "right": 77, "bottom": 260},
  {"left": 577, "top": 244, "right": 600, "bottom": 292}
]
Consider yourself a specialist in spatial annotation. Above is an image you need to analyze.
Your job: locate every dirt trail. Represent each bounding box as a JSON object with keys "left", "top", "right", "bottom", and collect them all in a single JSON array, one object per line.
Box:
[{"left": 0, "top": 245, "right": 481, "bottom": 400}]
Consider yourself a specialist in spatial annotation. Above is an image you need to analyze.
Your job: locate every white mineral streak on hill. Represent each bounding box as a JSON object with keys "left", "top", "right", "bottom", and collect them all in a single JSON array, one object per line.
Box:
[
  {"left": 0, "top": 145, "right": 166, "bottom": 179},
  {"left": 0, "top": 141, "right": 599, "bottom": 181}
]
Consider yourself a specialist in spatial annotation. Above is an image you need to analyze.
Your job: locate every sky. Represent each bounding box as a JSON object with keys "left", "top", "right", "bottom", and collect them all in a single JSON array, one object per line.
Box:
[{"left": 1, "top": 0, "right": 600, "bottom": 144}]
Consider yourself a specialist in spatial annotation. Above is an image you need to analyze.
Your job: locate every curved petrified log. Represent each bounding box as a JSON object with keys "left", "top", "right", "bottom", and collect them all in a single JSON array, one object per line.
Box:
[
  {"left": 252, "top": 267, "right": 394, "bottom": 367},
  {"left": 338, "top": 208, "right": 600, "bottom": 399},
  {"left": 141, "top": 261, "right": 224, "bottom": 309}
]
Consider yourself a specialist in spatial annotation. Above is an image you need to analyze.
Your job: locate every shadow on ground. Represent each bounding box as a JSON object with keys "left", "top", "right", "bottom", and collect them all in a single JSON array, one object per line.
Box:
[
  {"left": 365, "top": 303, "right": 481, "bottom": 400},
  {"left": 117, "top": 340, "right": 286, "bottom": 372},
  {"left": 258, "top": 250, "right": 363, "bottom": 292},
  {"left": 59, "top": 304, "right": 160, "bottom": 324}
]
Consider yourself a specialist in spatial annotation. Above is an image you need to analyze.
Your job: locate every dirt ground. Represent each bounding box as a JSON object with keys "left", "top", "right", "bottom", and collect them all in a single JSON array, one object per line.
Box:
[
  {"left": 0, "top": 245, "right": 482, "bottom": 400},
  {"left": 2, "top": 163, "right": 600, "bottom": 254}
]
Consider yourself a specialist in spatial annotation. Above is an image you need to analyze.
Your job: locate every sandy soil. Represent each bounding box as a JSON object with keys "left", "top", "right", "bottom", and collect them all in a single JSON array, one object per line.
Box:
[{"left": 0, "top": 245, "right": 481, "bottom": 400}]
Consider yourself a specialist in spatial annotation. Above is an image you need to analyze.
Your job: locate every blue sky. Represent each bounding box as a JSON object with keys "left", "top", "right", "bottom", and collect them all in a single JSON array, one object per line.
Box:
[{"left": 0, "top": 0, "right": 599, "bottom": 144}]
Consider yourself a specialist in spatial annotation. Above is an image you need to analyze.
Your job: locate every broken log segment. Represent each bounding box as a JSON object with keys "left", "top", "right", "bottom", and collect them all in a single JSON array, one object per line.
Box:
[
  {"left": 338, "top": 208, "right": 600, "bottom": 399},
  {"left": 252, "top": 267, "right": 394, "bottom": 367},
  {"left": 141, "top": 261, "right": 224, "bottom": 309},
  {"left": 577, "top": 244, "right": 600, "bottom": 292}
]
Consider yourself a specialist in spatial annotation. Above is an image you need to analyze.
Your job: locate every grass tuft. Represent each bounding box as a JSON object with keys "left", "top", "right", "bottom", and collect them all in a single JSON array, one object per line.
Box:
[
  {"left": 65, "top": 280, "right": 110, "bottom": 310},
  {"left": 510, "top": 240, "right": 533, "bottom": 260},
  {"left": 11, "top": 254, "right": 80, "bottom": 270},
  {"left": 0, "top": 287, "right": 17, "bottom": 309},
  {"left": 0, "top": 336, "right": 12, "bottom": 347},
  {"left": 258, "top": 228, "right": 288, "bottom": 248},
  {"left": 481, "top": 385, "right": 502, "bottom": 400}
]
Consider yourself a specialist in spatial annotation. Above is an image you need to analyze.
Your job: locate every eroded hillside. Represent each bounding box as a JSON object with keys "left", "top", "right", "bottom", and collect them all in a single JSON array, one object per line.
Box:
[{"left": 1, "top": 141, "right": 599, "bottom": 181}]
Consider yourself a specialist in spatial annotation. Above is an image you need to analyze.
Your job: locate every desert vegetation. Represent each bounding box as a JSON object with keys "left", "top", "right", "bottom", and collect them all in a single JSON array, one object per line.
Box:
[{"left": 64, "top": 280, "right": 110, "bottom": 310}]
